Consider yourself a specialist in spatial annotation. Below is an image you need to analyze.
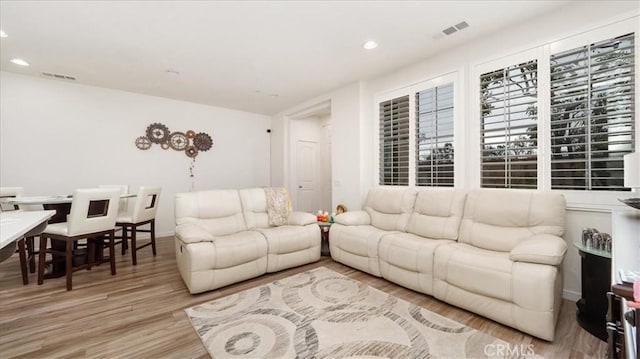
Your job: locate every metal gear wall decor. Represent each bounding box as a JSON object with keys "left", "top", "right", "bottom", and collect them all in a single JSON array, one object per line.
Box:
[{"left": 134, "top": 124, "right": 213, "bottom": 159}]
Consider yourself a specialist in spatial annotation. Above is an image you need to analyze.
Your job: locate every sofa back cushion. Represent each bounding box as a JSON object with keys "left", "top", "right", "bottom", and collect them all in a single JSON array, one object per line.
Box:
[
  {"left": 458, "top": 189, "right": 566, "bottom": 252},
  {"left": 175, "top": 190, "right": 247, "bottom": 236},
  {"left": 238, "top": 188, "right": 270, "bottom": 229},
  {"left": 406, "top": 189, "right": 466, "bottom": 240},
  {"left": 365, "top": 187, "right": 417, "bottom": 231}
]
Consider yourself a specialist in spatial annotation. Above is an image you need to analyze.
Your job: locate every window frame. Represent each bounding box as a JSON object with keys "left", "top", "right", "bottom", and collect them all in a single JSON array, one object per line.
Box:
[
  {"left": 374, "top": 71, "right": 462, "bottom": 188},
  {"left": 468, "top": 19, "right": 638, "bottom": 208}
]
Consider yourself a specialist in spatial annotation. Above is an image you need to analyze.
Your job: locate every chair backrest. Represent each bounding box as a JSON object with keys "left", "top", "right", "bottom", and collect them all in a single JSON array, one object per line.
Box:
[
  {"left": 364, "top": 187, "right": 417, "bottom": 231},
  {"left": 458, "top": 189, "right": 566, "bottom": 252},
  {"left": 131, "top": 186, "right": 161, "bottom": 223},
  {"left": 98, "top": 185, "right": 129, "bottom": 215},
  {"left": 67, "top": 188, "right": 120, "bottom": 236},
  {"left": 175, "top": 190, "right": 247, "bottom": 236},
  {"left": 0, "top": 186, "right": 24, "bottom": 211}
]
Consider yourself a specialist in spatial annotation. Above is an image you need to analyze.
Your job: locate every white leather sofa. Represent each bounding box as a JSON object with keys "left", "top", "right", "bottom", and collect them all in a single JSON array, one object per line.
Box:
[
  {"left": 330, "top": 187, "right": 567, "bottom": 341},
  {"left": 174, "top": 188, "right": 320, "bottom": 294}
]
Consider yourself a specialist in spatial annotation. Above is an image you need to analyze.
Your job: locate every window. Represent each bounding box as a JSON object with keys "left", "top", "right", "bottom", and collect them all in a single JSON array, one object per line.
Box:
[
  {"left": 379, "top": 95, "right": 410, "bottom": 185},
  {"left": 550, "top": 33, "right": 635, "bottom": 191},
  {"left": 480, "top": 60, "right": 538, "bottom": 189},
  {"left": 416, "top": 83, "right": 454, "bottom": 186}
]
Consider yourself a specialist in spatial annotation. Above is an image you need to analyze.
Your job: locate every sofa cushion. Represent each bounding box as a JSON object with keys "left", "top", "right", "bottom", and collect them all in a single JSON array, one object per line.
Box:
[
  {"left": 364, "top": 187, "right": 417, "bottom": 231},
  {"left": 434, "top": 242, "right": 513, "bottom": 303},
  {"left": 185, "top": 231, "right": 267, "bottom": 271},
  {"left": 458, "top": 189, "right": 565, "bottom": 252},
  {"left": 379, "top": 232, "right": 453, "bottom": 295},
  {"left": 175, "top": 190, "right": 247, "bottom": 236},
  {"left": 406, "top": 189, "right": 466, "bottom": 240}
]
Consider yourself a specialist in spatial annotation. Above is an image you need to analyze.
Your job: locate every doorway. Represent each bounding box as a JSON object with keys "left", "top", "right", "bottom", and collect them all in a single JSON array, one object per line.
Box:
[{"left": 288, "top": 101, "right": 332, "bottom": 214}]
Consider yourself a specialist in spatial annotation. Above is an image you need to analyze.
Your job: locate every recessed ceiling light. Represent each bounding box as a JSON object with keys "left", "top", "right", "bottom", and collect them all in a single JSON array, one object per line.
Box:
[
  {"left": 0, "top": 30, "right": 7, "bottom": 38},
  {"left": 10, "top": 58, "right": 30, "bottom": 66},
  {"left": 363, "top": 40, "right": 378, "bottom": 50}
]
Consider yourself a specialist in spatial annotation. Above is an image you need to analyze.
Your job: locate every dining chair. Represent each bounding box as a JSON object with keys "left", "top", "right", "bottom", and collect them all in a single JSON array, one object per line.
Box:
[
  {"left": 37, "top": 188, "right": 120, "bottom": 291},
  {"left": 98, "top": 185, "right": 129, "bottom": 216},
  {"left": 98, "top": 185, "right": 130, "bottom": 254},
  {"left": 0, "top": 186, "right": 24, "bottom": 211},
  {"left": 115, "top": 186, "right": 161, "bottom": 265}
]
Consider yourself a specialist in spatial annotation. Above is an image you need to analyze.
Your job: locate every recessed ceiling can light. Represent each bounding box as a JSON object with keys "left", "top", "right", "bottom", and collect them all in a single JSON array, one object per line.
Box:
[
  {"left": 0, "top": 30, "right": 7, "bottom": 38},
  {"left": 10, "top": 58, "right": 30, "bottom": 66},
  {"left": 363, "top": 40, "right": 378, "bottom": 50}
]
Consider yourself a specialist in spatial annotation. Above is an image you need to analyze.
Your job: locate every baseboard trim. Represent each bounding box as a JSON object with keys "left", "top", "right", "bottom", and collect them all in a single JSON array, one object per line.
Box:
[{"left": 562, "top": 289, "right": 581, "bottom": 302}]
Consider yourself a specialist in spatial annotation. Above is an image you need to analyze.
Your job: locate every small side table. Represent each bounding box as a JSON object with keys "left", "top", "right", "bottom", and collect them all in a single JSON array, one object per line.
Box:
[
  {"left": 574, "top": 241, "right": 612, "bottom": 341},
  {"left": 318, "top": 222, "right": 332, "bottom": 256}
]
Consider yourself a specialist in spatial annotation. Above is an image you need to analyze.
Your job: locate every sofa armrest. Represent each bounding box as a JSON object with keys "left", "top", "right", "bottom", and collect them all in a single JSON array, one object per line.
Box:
[
  {"left": 510, "top": 234, "right": 567, "bottom": 266},
  {"left": 175, "top": 222, "right": 215, "bottom": 244},
  {"left": 287, "top": 211, "right": 316, "bottom": 226},
  {"left": 334, "top": 211, "right": 371, "bottom": 226}
]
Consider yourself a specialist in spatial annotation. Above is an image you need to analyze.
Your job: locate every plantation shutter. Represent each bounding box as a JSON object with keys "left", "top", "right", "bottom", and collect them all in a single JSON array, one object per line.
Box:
[
  {"left": 480, "top": 60, "right": 538, "bottom": 189},
  {"left": 379, "top": 95, "right": 410, "bottom": 185},
  {"left": 416, "top": 83, "right": 454, "bottom": 186},
  {"left": 550, "top": 33, "right": 635, "bottom": 191}
]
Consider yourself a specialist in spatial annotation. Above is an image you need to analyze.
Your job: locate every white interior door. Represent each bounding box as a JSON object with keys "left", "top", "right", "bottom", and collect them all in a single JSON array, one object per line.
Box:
[{"left": 296, "top": 140, "right": 319, "bottom": 213}]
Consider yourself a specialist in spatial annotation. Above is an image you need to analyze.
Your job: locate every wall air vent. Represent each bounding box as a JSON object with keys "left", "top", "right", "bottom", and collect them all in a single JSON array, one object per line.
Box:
[{"left": 42, "top": 72, "right": 76, "bottom": 81}]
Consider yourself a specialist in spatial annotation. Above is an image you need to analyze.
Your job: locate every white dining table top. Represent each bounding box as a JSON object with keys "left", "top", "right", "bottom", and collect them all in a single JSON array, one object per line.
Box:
[
  {"left": 0, "top": 210, "right": 56, "bottom": 249},
  {"left": 1, "top": 193, "right": 135, "bottom": 206}
]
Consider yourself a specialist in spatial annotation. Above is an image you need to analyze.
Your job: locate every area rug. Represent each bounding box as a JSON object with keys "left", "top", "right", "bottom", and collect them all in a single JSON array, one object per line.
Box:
[{"left": 186, "top": 267, "right": 531, "bottom": 358}]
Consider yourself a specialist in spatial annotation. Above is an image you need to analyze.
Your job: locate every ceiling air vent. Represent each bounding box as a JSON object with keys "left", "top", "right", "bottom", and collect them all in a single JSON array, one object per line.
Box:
[
  {"left": 454, "top": 21, "right": 469, "bottom": 30},
  {"left": 442, "top": 26, "right": 457, "bottom": 35},
  {"left": 441, "top": 21, "right": 470, "bottom": 36},
  {"left": 42, "top": 72, "right": 76, "bottom": 81}
]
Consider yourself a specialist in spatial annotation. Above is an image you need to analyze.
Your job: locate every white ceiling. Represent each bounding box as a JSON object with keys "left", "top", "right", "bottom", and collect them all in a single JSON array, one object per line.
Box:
[{"left": 0, "top": 1, "right": 574, "bottom": 115}]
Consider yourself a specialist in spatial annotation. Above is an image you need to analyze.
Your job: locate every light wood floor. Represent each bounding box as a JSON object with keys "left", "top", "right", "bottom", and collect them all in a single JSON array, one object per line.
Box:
[{"left": 0, "top": 237, "right": 605, "bottom": 358}]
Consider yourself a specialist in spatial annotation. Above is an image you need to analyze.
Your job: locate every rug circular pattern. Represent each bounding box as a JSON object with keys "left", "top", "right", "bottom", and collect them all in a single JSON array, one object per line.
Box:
[{"left": 185, "top": 267, "right": 532, "bottom": 358}]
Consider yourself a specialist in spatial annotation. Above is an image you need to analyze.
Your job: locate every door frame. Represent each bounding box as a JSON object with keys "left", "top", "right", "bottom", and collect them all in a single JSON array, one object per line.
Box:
[{"left": 285, "top": 99, "right": 332, "bottom": 212}]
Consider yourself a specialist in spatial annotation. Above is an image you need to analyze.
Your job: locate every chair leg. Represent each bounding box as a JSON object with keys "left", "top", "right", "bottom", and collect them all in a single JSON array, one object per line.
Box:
[
  {"left": 150, "top": 220, "right": 157, "bottom": 257},
  {"left": 37, "top": 236, "right": 47, "bottom": 285},
  {"left": 17, "top": 238, "right": 28, "bottom": 285},
  {"left": 87, "top": 239, "right": 95, "bottom": 270},
  {"left": 109, "top": 231, "right": 116, "bottom": 275},
  {"left": 121, "top": 226, "right": 128, "bottom": 255},
  {"left": 131, "top": 226, "right": 137, "bottom": 266},
  {"left": 26, "top": 236, "right": 36, "bottom": 273},
  {"left": 66, "top": 239, "right": 73, "bottom": 291}
]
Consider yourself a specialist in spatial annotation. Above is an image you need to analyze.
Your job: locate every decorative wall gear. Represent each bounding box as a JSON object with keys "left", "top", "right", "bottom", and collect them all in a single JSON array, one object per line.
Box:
[
  {"left": 185, "top": 145, "right": 199, "bottom": 158},
  {"left": 169, "top": 132, "right": 188, "bottom": 151},
  {"left": 193, "top": 132, "right": 213, "bottom": 151},
  {"left": 135, "top": 124, "right": 212, "bottom": 185},
  {"left": 135, "top": 136, "right": 152, "bottom": 150},
  {"left": 146, "top": 123, "right": 170, "bottom": 144}
]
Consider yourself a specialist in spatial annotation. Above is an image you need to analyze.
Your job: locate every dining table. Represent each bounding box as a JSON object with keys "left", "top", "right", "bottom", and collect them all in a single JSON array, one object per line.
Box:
[
  {"left": 0, "top": 210, "right": 56, "bottom": 262},
  {"left": 0, "top": 194, "right": 135, "bottom": 277}
]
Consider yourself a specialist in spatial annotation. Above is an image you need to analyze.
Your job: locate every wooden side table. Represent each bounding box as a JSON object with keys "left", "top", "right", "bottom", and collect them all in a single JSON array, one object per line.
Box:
[
  {"left": 574, "top": 241, "right": 612, "bottom": 341},
  {"left": 318, "top": 222, "right": 332, "bottom": 256}
]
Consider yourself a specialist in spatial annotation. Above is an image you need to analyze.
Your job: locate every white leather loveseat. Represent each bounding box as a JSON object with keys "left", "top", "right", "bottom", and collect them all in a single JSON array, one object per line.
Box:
[
  {"left": 174, "top": 188, "right": 320, "bottom": 294},
  {"left": 330, "top": 187, "right": 567, "bottom": 341}
]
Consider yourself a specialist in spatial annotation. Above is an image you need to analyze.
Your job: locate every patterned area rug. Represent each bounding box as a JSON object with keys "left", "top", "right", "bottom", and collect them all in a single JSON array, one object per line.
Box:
[{"left": 185, "top": 267, "right": 528, "bottom": 358}]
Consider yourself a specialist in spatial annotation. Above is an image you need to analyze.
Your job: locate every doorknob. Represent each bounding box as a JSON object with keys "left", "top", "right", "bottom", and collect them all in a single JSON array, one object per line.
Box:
[{"left": 298, "top": 185, "right": 303, "bottom": 189}]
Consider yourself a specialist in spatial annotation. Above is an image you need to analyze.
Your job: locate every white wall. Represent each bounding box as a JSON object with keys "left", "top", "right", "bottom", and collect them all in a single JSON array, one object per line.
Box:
[
  {"left": 0, "top": 71, "right": 271, "bottom": 236},
  {"left": 274, "top": 2, "right": 639, "bottom": 299}
]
